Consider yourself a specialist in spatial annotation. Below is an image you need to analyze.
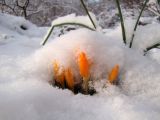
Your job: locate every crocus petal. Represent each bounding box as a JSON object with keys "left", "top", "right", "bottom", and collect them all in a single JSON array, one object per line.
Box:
[
  {"left": 53, "top": 61, "right": 65, "bottom": 88},
  {"left": 78, "top": 52, "right": 90, "bottom": 78},
  {"left": 108, "top": 64, "right": 119, "bottom": 84},
  {"left": 64, "top": 68, "right": 74, "bottom": 90}
]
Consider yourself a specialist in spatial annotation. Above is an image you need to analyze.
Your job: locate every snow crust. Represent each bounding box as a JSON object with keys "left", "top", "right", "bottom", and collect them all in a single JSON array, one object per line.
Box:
[{"left": 0, "top": 13, "right": 160, "bottom": 120}]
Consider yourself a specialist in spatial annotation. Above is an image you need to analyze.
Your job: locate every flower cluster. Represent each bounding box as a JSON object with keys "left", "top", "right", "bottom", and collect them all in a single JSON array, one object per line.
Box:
[{"left": 53, "top": 51, "right": 119, "bottom": 95}]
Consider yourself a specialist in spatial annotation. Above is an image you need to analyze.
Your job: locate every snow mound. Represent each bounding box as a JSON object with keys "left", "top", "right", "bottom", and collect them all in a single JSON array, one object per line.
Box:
[
  {"left": 52, "top": 13, "right": 98, "bottom": 30},
  {"left": 26, "top": 29, "right": 160, "bottom": 101},
  {"left": 14, "top": 29, "right": 159, "bottom": 120},
  {"left": 0, "top": 13, "right": 42, "bottom": 37}
]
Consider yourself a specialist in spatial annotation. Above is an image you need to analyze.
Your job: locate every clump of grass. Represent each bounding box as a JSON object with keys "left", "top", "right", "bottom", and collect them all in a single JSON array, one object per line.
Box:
[{"left": 42, "top": 0, "right": 158, "bottom": 53}]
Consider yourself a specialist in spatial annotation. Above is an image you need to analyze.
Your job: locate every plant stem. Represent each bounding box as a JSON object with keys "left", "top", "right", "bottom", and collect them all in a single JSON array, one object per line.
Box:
[
  {"left": 41, "top": 26, "right": 54, "bottom": 46},
  {"left": 41, "top": 22, "right": 96, "bottom": 46},
  {"left": 115, "top": 0, "right": 126, "bottom": 44},
  {"left": 82, "top": 77, "right": 89, "bottom": 94},
  {"left": 80, "top": 0, "right": 96, "bottom": 29},
  {"left": 145, "top": 43, "right": 160, "bottom": 52},
  {"left": 129, "top": 0, "right": 149, "bottom": 48}
]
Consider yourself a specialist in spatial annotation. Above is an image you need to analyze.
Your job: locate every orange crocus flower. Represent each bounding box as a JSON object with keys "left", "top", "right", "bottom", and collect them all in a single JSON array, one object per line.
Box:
[
  {"left": 78, "top": 52, "right": 90, "bottom": 93},
  {"left": 64, "top": 68, "right": 74, "bottom": 91},
  {"left": 108, "top": 64, "right": 119, "bottom": 84},
  {"left": 78, "top": 52, "right": 90, "bottom": 79},
  {"left": 53, "top": 61, "right": 65, "bottom": 88}
]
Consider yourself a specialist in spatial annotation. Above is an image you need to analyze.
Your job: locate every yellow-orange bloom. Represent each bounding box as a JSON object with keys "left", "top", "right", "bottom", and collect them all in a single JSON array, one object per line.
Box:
[
  {"left": 108, "top": 65, "right": 119, "bottom": 84},
  {"left": 53, "top": 61, "right": 65, "bottom": 88},
  {"left": 78, "top": 52, "right": 90, "bottom": 79},
  {"left": 53, "top": 61, "right": 59, "bottom": 76},
  {"left": 64, "top": 68, "right": 74, "bottom": 91}
]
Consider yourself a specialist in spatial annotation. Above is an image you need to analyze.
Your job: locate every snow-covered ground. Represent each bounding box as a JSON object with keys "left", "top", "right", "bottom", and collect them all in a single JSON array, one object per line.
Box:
[{"left": 0, "top": 13, "right": 160, "bottom": 120}]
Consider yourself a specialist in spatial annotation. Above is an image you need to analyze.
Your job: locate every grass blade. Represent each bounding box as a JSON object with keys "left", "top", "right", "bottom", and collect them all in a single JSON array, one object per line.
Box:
[
  {"left": 144, "top": 43, "right": 160, "bottom": 54},
  {"left": 41, "top": 22, "right": 96, "bottom": 46},
  {"left": 80, "top": 0, "right": 97, "bottom": 29},
  {"left": 129, "top": 0, "right": 149, "bottom": 48},
  {"left": 115, "top": 0, "right": 126, "bottom": 44},
  {"left": 41, "top": 25, "right": 54, "bottom": 46}
]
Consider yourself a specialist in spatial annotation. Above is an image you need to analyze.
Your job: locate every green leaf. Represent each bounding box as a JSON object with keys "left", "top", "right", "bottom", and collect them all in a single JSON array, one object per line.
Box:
[
  {"left": 41, "top": 22, "right": 96, "bottom": 46},
  {"left": 115, "top": 0, "right": 126, "bottom": 45},
  {"left": 80, "top": 0, "right": 97, "bottom": 29},
  {"left": 129, "top": 0, "right": 149, "bottom": 48}
]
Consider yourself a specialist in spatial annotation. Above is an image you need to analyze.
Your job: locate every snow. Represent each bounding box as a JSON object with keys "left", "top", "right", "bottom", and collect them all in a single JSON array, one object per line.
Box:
[
  {"left": 0, "top": 13, "right": 160, "bottom": 120},
  {"left": 51, "top": 13, "right": 99, "bottom": 30},
  {"left": 105, "top": 18, "right": 160, "bottom": 53},
  {"left": 148, "top": 0, "right": 157, "bottom": 4}
]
